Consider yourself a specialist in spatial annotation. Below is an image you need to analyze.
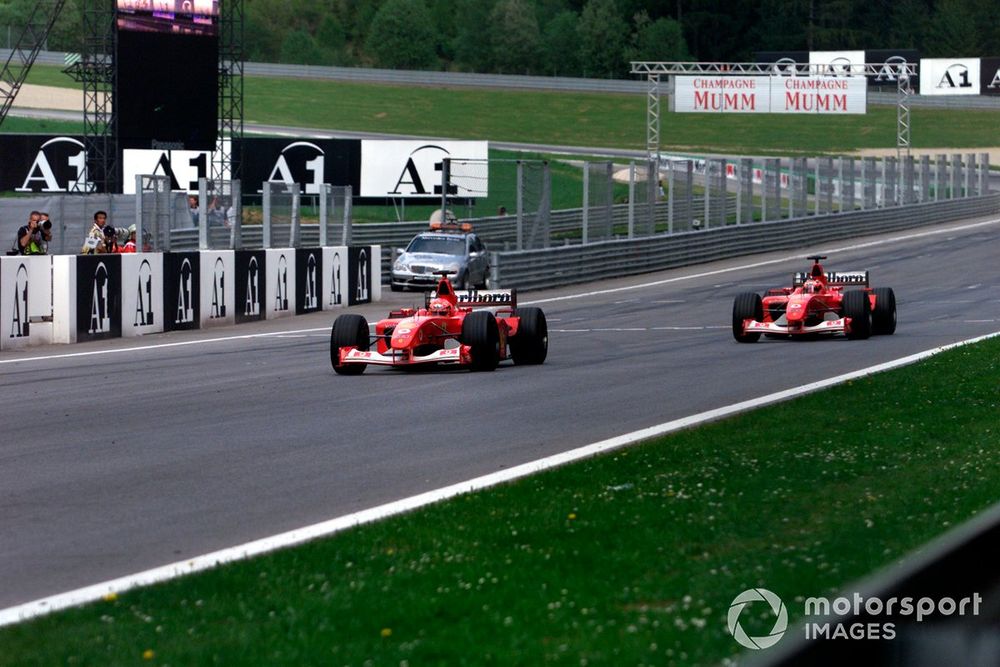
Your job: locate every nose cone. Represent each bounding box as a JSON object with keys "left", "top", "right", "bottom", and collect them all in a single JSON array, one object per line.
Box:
[
  {"left": 390, "top": 320, "right": 419, "bottom": 349},
  {"left": 785, "top": 299, "right": 807, "bottom": 323}
]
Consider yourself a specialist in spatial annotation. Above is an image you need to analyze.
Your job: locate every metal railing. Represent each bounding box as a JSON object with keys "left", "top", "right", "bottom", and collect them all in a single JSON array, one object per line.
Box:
[{"left": 490, "top": 195, "right": 1000, "bottom": 290}]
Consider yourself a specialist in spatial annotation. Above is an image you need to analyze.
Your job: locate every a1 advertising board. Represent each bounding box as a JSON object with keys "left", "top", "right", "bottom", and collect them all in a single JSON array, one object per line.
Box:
[
  {"left": 294, "top": 248, "right": 323, "bottom": 315},
  {"left": 0, "top": 135, "right": 93, "bottom": 194},
  {"left": 0, "top": 256, "right": 53, "bottom": 349},
  {"left": 234, "top": 250, "right": 266, "bottom": 324},
  {"left": 809, "top": 50, "right": 866, "bottom": 77},
  {"left": 919, "top": 58, "right": 981, "bottom": 95},
  {"left": 673, "top": 76, "right": 866, "bottom": 114},
  {"left": 980, "top": 57, "right": 1000, "bottom": 95},
  {"left": 865, "top": 49, "right": 920, "bottom": 88},
  {"left": 321, "top": 246, "right": 349, "bottom": 310},
  {"left": 754, "top": 51, "right": 809, "bottom": 76},
  {"left": 360, "top": 141, "right": 489, "bottom": 199},
  {"left": 122, "top": 145, "right": 222, "bottom": 194},
  {"left": 265, "top": 249, "right": 296, "bottom": 319},
  {"left": 162, "top": 252, "right": 200, "bottom": 332},
  {"left": 241, "top": 138, "right": 360, "bottom": 196},
  {"left": 76, "top": 254, "right": 122, "bottom": 341},
  {"left": 347, "top": 246, "right": 373, "bottom": 306},
  {"left": 199, "top": 251, "right": 235, "bottom": 327},
  {"left": 121, "top": 253, "right": 164, "bottom": 337}
]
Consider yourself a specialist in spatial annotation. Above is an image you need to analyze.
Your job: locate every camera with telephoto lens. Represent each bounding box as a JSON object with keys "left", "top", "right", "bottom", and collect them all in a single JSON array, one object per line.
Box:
[{"left": 40, "top": 220, "right": 52, "bottom": 232}]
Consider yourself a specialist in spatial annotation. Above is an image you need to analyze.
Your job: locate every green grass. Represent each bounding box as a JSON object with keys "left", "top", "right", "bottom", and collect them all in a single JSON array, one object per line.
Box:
[
  {"left": 3, "top": 336, "right": 998, "bottom": 666},
  {"left": 20, "top": 64, "right": 1000, "bottom": 155},
  {"left": 0, "top": 116, "right": 83, "bottom": 135}
]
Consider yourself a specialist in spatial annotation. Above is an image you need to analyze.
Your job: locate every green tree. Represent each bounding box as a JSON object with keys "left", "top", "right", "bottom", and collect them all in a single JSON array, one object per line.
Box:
[
  {"left": 280, "top": 28, "right": 326, "bottom": 65},
  {"left": 365, "top": 0, "right": 439, "bottom": 69},
  {"left": 541, "top": 10, "right": 581, "bottom": 76},
  {"left": 317, "top": 15, "right": 352, "bottom": 65},
  {"left": 490, "top": 0, "right": 543, "bottom": 73},
  {"left": 577, "top": 0, "right": 629, "bottom": 77},
  {"left": 924, "top": 0, "right": 978, "bottom": 56},
  {"left": 452, "top": 0, "right": 497, "bottom": 72},
  {"left": 629, "top": 12, "right": 689, "bottom": 62}
]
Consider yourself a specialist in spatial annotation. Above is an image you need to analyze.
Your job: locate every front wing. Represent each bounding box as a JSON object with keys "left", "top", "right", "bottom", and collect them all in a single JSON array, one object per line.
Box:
[
  {"left": 743, "top": 317, "right": 852, "bottom": 335},
  {"left": 339, "top": 345, "right": 472, "bottom": 367}
]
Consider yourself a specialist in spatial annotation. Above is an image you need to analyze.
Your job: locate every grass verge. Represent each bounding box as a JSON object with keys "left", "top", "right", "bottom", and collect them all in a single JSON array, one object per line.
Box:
[
  {"left": 3, "top": 337, "right": 999, "bottom": 665},
  {"left": 21, "top": 64, "right": 1000, "bottom": 154}
]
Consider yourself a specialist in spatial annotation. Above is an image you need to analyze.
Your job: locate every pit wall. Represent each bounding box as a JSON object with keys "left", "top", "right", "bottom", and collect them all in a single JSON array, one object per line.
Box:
[{"left": 0, "top": 246, "right": 381, "bottom": 349}]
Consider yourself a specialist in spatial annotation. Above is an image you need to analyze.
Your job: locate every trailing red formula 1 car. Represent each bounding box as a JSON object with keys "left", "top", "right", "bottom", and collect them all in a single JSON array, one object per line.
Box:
[
  {"left": 732, "top": 256, "right": 897, "bottom": 343},
  {"left": 330, "top": 272, "right": 548, "bottom": 374}
]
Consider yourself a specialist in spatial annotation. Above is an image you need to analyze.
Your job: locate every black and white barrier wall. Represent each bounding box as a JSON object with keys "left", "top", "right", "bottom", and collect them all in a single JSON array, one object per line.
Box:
[{"left": 0, "top": 246, "right": 380, "bottom": 349}]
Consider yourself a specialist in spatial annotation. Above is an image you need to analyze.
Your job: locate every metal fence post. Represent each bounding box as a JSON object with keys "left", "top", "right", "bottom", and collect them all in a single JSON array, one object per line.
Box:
[
  {"left": 290, "top": 184, "right": 301, "bottom": 248},
  {"left": 134, "top": 174, "right": 144, "bottom": 253},
  {"left": 198, "top": 177, "right": 208, "bottom": 250},
  {"left": 582, "top": 163, "right": 589, "bottom": 245},
  {"left": 965, "top": 153, "right": 974, "bottom": 197},
  {"left": 263, "top": 182, "right": 272, "bottom": 249},
  {"left": 319, "top": 182, "right": 329, "bottom": 247},
  {"left": 231, "top": 180, "right": 242, "bottom": 250},
  {"left": 627, "top": 161, "right": 635, "bottom": 239},
  {"left": 515, "top": 160, "right": 524, "bottom": 250},
  {"left": 667, "top": 160, "right": 674, "bottom": 234},
  {"left": 343, "top": 185, "right": 353, "bottom": 245}
]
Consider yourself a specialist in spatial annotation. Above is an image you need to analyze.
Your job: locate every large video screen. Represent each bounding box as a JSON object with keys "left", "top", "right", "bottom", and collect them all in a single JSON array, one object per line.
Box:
[
  {"left": 117, "top": 0, "right": 219, "bottom": 37},
  {"left": 117, "top": 29, "right": 219, "bottom": 151}
]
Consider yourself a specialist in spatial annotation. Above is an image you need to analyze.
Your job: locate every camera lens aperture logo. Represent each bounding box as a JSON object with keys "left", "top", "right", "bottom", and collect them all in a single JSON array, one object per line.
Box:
[{"left": 728, "top": 588, "right": 788, "bottom": 650}]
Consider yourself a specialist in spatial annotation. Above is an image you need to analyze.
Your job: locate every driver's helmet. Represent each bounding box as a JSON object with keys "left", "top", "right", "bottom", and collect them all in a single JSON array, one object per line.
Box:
[
  {"left": 428, "top": 298, "right": 453, "bottom": 315},
  {"left": 803, "top": 280, "right": 821, "bottom": 294}
]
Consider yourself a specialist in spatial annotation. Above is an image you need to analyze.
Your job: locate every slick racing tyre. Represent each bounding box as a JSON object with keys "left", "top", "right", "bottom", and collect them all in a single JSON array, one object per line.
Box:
[
  {"left": 510, "top": 307, "right": 548, "bottom": 365},
  {"left": 732, "top": 292, "right": 763, "bottom": 343},
  {"left": 871, "top": 287, "right": 897, "bottom": 335},
  {"left": 843, "top": 290, "right": 872, "bottom": 340},
  {"left": 461, "top": 310, "right": 500, "bottom": 371},
  {"left": 330, "top": 314, "right": 369, "bottom": 374}
]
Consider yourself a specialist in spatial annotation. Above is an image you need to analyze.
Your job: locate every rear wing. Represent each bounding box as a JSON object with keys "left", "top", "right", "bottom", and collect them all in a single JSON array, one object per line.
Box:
[
  {"left": 426, "top": 289, "right": 517, "bottom": 309},
  {"left": 793, "top": 271, "right": 869, "bottom": 287}
]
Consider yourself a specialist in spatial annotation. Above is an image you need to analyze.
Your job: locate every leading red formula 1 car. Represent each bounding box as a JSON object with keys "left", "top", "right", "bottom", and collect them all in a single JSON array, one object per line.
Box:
[
  {"left": 330, "top": 272, "right": 548, "bottom": 374},
  {"left": 732, "top": 256, "right": 897, "bottom": 343}
]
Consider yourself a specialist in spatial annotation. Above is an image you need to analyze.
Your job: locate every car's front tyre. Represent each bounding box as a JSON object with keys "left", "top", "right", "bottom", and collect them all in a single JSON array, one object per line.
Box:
[
  {"left": 461, "top": 311, "right": 500, "bottom": 371},
  {"left": 732, "top": 292, "right": 763, "bottom": 343},
  {"left": 330, "top": 314, "right": 370, "bottom": 374}
]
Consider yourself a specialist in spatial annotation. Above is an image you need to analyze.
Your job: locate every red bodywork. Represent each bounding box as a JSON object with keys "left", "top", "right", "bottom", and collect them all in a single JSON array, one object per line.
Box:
[
  {"left": 338, "top": 276, "right": 523, "bottom": 368},
  {"left": 741, "top": 260, "right": 878, "bottom": 337}
]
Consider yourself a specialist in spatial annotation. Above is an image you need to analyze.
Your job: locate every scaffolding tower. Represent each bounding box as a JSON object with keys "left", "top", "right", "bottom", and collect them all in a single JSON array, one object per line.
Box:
[
  {"left": 0, "top": 0, "right": 69, "bottom": 128},
  {"left": 630, "top": 61, "right": 917, "bottom": 164},
  {"left": 213, "top": 0, "right": 245, "bottom": 188},
  {"left": 64, "top": 0, "right": 116, "bottom": 193}
]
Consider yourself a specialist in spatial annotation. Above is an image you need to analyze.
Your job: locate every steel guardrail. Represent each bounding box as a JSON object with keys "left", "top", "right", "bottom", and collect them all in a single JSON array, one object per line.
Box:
[{"left": 490, "top": 195, "right": 1000, "bottom": 290}]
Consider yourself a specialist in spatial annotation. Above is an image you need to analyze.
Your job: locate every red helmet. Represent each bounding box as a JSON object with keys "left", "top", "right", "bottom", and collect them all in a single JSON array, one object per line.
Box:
[{"left": 429, "top": 298, "right": 452, "bottom": 314}]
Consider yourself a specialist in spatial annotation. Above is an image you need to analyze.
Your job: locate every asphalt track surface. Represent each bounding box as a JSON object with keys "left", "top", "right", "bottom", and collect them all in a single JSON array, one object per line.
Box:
[{"left": 2, "top": 216, "right": 1000, "bottom": 609}]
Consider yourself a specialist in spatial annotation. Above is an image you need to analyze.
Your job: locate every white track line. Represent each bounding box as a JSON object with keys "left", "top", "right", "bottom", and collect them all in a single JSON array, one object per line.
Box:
[
  {"left": 2, "top": 329, "right": 999, "bottom": 627},
  {"left": 3, "top": 217, "right": 997, "bottom": 366}
]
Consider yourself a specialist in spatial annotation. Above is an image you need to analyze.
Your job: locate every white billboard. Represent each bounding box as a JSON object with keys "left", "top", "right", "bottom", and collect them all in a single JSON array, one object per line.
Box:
[
  {"left": 809, "top": 50, "right": 866, "bottom": 77},
  {"left": 674, "top": 76, "right": 867, "bottom": 114},
  {"left": 360, "top": 140, "right": 488, "bottom": 198},
  {"left": 122, "top": 140, "right": 230, "bottom": 194},
  {"left": 919, "top": 58, "right": 981, "bottom": 95}
]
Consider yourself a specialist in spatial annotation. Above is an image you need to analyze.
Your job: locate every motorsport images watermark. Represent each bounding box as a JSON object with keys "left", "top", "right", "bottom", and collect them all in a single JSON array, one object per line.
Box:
[{"left": 727, "top": 588, "right": 983, "bottom": 649}]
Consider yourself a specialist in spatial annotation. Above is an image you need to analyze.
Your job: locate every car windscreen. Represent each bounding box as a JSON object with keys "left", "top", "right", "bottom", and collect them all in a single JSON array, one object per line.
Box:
[{"left": 406, "top": 236, "right": 465, "bottom": 255}]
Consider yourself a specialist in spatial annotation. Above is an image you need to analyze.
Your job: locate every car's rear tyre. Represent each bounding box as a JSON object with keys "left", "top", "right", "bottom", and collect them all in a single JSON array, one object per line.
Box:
[
  {"left": 871, "top": 287, "right": 896, "bottom": 335},
  {"left": 732, "top": 292, "right": 763, "bottom": 343},
  {"left": 510, "top": 307, "right": 548, "bottom": 365},
  {"left": 461, "top": 310, "right": 500, "bottom": 371},
  {"left": 330, "top": 314, "right": 369, "bottom": 374},
  {"left": 843, "top": 290, "right": 872, "bottom": 340}
]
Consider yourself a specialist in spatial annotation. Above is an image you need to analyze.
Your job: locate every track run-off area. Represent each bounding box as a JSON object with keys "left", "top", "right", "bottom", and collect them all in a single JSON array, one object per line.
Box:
[{"left": 1, "top": 215, "right": 999, "bottom": 619}]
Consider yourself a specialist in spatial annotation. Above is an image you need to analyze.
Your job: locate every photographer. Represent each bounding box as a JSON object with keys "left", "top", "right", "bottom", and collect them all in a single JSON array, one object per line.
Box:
[
  {"left": 13, "top": 211, "right": 52, "bottom": 255},
  {"left": 81, "top": 210, "right": 111, "bottom": 254}
]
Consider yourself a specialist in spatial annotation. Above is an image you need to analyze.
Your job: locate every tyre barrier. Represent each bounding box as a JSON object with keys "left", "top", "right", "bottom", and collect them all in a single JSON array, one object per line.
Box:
[{"left": 0, "top": 245, "right": 381, "bottom": 349}]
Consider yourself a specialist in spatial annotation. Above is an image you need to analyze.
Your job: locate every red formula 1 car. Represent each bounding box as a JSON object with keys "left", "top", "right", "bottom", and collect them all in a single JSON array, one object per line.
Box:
[
  {"left": 732, "top": 256, "right": 897, "bottom": 343},
  {"left": 330, "top": 272, "right": 548, "bottom": 374}
]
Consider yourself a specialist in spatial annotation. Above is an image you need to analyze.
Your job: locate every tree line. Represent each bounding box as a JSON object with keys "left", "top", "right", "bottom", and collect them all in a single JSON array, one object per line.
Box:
[{"left": 1, "top": 0, "right": 998, "bottom": 78}]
